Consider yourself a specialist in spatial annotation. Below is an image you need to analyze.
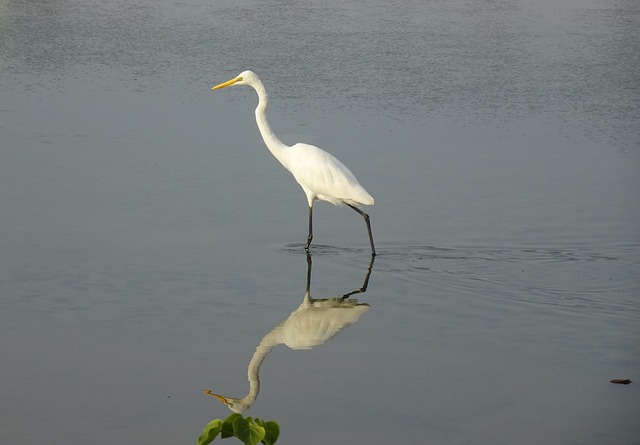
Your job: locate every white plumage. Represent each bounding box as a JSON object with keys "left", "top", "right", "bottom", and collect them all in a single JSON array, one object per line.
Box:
[
  {"left": 285, "top": 142, "right": 374, "bottom": 207},
  {"left": 212, "top": 71, "right": 376, "bottom": 255}
]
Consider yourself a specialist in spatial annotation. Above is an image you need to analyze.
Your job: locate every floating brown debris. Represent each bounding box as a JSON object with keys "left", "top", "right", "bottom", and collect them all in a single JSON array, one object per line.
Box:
[{"left": 609, "top": 379, "right": 632, "bottom": 385}]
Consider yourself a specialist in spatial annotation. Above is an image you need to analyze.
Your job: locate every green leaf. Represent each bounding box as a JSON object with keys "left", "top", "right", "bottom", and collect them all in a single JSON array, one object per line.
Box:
[
  {"left": 261, "top": 421, "right": 280, "bottom": 445},
  {"left": 221, "top": 413, "right": 242, "bottom": 439},
  {"left": 233, "top": 417, "right": 266, "bottom": 445},
  {"left": 197, "top": 419, "right": 222, "bottom": 445}
]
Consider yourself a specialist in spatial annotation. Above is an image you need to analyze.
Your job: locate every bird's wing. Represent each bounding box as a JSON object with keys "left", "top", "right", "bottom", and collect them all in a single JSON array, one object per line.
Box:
[{"left": 286, "top": 143, "right": 373, "bottom": 206}]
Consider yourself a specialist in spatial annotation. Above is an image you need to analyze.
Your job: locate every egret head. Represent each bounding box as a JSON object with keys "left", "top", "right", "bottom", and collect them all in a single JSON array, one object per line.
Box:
[
  {"left": 204, "top": 390, "right": 250, "bottom": 414},
  {"left": 212, "top": 70, "right": 258, "bottom": 90}
]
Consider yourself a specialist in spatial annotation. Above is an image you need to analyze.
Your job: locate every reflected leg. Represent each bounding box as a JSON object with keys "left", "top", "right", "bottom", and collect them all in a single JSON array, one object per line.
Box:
[
  {"left": 305, "top": 252, "right": 312, "bottom": 294},
  {"left": 341, "top": 254, "right": 376, "bottom": 299}
]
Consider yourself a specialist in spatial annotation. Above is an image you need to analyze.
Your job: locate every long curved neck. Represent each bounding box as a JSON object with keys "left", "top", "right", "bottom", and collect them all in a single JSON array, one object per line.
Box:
[
  {"left": 238, "top": 329, "right": 279, "bottom": 408},
  {"left": 251, "top": 80, "right": 290, "bottom": 168}
]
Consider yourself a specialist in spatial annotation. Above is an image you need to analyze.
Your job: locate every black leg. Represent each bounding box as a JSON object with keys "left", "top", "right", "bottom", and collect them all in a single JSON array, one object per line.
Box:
[
  {"left": 347, "top": 205, "right": 376, "bottom": 256},
  {"left": 304, "top": 205, "right": 313, "bottom": 251}
]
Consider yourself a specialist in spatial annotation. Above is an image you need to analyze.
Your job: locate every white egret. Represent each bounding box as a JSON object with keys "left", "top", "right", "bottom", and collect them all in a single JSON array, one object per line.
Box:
[
  {"left": 212, "top": 71, "right": 376, "bottom": 255},
  {"left": 206, "top": 253, "right": 374, "bottom": 413}
]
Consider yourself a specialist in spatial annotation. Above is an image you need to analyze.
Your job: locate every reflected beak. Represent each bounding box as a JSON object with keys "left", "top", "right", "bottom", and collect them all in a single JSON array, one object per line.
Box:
[
  {"left": 212, "top": 394, "right": 228, "bottom": 404},
  {"left": 204, "top": 390, "right": 229, "bottom": 404},
  {"left": 212, "top": 77, "right": 242, "bottom": 90}
]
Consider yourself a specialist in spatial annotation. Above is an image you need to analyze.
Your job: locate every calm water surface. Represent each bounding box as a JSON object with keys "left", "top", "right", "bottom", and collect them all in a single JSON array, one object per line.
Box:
[{"left": 1, "top": 0, "right": 639, "bottom": 444}]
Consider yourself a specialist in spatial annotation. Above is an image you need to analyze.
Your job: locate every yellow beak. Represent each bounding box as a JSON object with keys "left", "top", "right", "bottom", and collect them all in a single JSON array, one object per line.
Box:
[
  {"left": 204, "top": 389, "right": 228, "bottom": 404},
  {"left": 211, "top": 77, "right": 242, "bottom": 90}
]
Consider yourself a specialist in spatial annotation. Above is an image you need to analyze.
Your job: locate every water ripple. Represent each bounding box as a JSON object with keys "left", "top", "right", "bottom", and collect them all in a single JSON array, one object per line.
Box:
[{"left": 375, "top": 244, "right": 640, "bottom": 317}]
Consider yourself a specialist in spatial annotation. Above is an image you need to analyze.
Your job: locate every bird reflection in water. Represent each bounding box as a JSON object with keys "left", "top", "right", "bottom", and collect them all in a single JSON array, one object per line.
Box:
[{"left": 205, "top": 253, "right": 374, "bottom": 414}]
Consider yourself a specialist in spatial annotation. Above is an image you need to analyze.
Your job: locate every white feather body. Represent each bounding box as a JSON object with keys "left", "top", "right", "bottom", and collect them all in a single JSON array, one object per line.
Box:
[{"left": 281, "top": 143, "right": 375, "bottom": 207}]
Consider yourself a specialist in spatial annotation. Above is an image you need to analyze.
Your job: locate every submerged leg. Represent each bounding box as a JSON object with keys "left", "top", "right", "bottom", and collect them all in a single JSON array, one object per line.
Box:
[
  {"left": 305, "top": 205, "right": 313, "bottom": 251},
  {"left": 347, "top": 204, "right": 376, "bottom": 256}
]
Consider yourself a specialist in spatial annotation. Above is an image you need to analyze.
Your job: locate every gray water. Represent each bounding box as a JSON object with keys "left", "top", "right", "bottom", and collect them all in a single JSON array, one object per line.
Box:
[{"left": 1, "top": 0, "right": 639, "bottom": 444}]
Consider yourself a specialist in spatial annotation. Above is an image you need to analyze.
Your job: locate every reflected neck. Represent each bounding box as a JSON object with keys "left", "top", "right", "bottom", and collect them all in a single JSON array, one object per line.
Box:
[{"left": 242, "top": 330, "right": 279, "bottom": 406}]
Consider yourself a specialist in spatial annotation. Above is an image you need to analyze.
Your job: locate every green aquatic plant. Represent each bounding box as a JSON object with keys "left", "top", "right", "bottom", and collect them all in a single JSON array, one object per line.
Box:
[{"left": 198, "top": 413, "right": 280, "bottom": 445}]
